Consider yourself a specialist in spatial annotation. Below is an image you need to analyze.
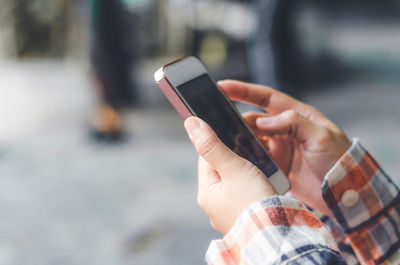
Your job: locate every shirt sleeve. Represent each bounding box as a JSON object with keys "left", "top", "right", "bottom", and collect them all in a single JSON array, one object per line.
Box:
[
  {"left": 321, "top": 139, "right": 400, "bottom": 265},
  {"left": 205, "top": 196, "right": 346, "bottom": 265}
]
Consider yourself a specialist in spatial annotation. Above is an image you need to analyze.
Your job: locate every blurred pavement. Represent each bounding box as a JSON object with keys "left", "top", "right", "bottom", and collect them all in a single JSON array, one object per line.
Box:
[{"left": 0, "top": 59, "right": 399, "bottom": 264}]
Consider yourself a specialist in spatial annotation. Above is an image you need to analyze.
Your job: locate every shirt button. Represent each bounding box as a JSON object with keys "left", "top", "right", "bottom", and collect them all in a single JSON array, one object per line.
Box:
[{"left": 341, "top": 190, "right": 359, "bottom": 208}]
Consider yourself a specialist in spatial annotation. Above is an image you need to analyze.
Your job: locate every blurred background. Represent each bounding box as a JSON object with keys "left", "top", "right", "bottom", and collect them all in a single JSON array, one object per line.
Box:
[{"left": 0, "top": 0, "right": 400, "bottom": 264}]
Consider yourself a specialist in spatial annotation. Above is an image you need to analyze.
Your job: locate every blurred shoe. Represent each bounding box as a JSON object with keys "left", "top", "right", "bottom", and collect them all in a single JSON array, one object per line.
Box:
[{"left": 89, "top": 104, "right": 124, "bottom": 142}]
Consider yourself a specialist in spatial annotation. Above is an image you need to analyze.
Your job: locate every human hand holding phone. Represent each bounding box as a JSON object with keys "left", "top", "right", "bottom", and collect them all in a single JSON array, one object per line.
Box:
[
  {"left": 155, "top": 56, "right": 290, "bottom": 194},
  {"left": 184, "top": 117, "right": 277, "bottom": 235},
  {"left": 218, "top": 80, "right": 351, "bottom": 217}
]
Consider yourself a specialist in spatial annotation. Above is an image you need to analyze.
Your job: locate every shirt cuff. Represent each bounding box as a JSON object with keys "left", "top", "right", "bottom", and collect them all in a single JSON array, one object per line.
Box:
[
  {"left": 206, "top": 196, "right": 340, "bottom": 265},
  {"left": 321, "top": 138, "right": 400, "bottom": 233}
]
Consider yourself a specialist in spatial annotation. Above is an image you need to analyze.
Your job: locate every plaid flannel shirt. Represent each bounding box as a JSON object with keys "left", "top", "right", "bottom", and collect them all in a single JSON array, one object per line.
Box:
[{"left": 206, "top": 139, "right": 400, "bottom": 265}]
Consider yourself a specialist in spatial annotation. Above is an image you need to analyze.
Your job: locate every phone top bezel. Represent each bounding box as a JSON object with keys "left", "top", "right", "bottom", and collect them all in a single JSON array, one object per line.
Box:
[{"left": 163, "top": 56, "right": 208, "bottom": 87}]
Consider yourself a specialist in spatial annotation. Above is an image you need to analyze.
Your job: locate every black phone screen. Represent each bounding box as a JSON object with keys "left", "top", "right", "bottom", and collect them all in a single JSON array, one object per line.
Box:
[{"left": 177, "top": 73, "right": 278, "bottom": 177}]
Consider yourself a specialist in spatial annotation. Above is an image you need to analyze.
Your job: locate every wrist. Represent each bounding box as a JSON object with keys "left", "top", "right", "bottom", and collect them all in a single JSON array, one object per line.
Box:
[
  {"left": 221, "top": 185, "right": 277, "bottom": 234},
  {"left": 225, "top": 195, "right": 321, "bottom": 237},
  {"left": 321, "top": 139, "right": 400, "bottom": 231}
]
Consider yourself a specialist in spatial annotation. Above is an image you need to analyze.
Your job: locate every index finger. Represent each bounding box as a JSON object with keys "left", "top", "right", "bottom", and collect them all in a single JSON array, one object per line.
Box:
[{"left": 218, "top": 80, "right": 304, "bottom": 115}]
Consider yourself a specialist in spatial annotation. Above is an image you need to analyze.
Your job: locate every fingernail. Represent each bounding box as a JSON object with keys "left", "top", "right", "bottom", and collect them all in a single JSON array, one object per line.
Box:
[
  {"left": 184, "top": 117, "right": 202, "bottom": 138},
  {"left": 256, "top": 117, "right": 274, "bottom": 126}
]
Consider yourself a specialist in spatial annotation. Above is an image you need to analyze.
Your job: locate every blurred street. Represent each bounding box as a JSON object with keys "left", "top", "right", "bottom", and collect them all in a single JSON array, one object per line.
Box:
[
  {"left": 0, "top": 59, "right": 399, "bottom": 264},
  {"left": 0, "top": 60, "right": 217, "bottom": 265}
]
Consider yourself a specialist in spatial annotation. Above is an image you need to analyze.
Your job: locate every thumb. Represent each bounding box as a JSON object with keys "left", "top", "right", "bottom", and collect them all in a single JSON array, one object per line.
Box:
[
  {"left": 256, "top": 110, "right": 325, "bottom": 143},
  {"left": 184, "top": 117, "right": 246, "bottom": 177}
]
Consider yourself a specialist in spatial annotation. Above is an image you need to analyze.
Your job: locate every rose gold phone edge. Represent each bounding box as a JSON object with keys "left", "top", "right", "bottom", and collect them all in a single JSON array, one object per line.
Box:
[{"left": 154, "top": 56, "right": 290, "bottom": 194}]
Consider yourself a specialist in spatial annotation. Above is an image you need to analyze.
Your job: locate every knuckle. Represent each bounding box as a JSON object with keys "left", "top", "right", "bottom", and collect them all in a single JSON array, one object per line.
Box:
[
  {"left": 284, "top": 109, "right": 299, "bottom": 121},
  {"left": 307, "top": 105, "right": 319, "bottom": 113},
  {"left": 239, "top": 159, "right": 258, "bottom": 175},
  {"left": 196, "top": 136, "right": 218, "bottom": 158},
  {"left": 283, "top": 110, "right": 299, "bottom": 136},
  {"left": 336, "top": 131, "right": 348, "bottom": 141},
  {"left": 248, "top": 164, "right": 264, "bottom": 178},
  {"left": 316, "top": 127, "right": 333, "bottom": 145},
  {"left": 242, "top": 160, "right": 255, "bottom": 171}
]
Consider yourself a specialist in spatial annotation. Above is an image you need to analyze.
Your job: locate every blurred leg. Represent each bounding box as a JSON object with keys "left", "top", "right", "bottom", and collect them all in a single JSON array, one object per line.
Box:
[
  {"left": 270, "top": 0, "right": 304, "bottom": 96},
  {"left": 249, "top": 0, "right": 278, "bottom": 88},
  {"left": 89, "top": 0, "right": 136, "bottom": 140}
]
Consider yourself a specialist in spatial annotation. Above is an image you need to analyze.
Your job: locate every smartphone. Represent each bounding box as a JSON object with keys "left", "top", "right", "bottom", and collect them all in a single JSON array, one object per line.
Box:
[{"left": 154, "top": 56, "right": 290, "bottom": 194}]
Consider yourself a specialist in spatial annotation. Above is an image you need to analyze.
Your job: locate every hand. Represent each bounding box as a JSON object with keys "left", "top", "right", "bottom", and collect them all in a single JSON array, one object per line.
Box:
[
  {"left": 218, "top": 80, "right": 351, "bottom": 217},
  {"left": 184, "top": 117, "right": 277, "bottom": 234}
]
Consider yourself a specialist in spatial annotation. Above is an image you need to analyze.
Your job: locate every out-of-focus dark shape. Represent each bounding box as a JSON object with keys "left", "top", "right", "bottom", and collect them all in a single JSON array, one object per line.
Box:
[
  {"left": 89, "top": 0, "right": 137, "bottom": 109},
  {"left": 88, "top": 0, "right": 146, "bottom": 141},
  {"left": 250, "top": 0, "right": 400, "bottom": 96},
  {"left": 11, "top": 0, "right": 70, "bottom": 57},
  {"left": 249, "top": 0, "right": 279, "bottom": 89},
  {"left": 186, "top": 0, "right": 254, "bottom": 81}
]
